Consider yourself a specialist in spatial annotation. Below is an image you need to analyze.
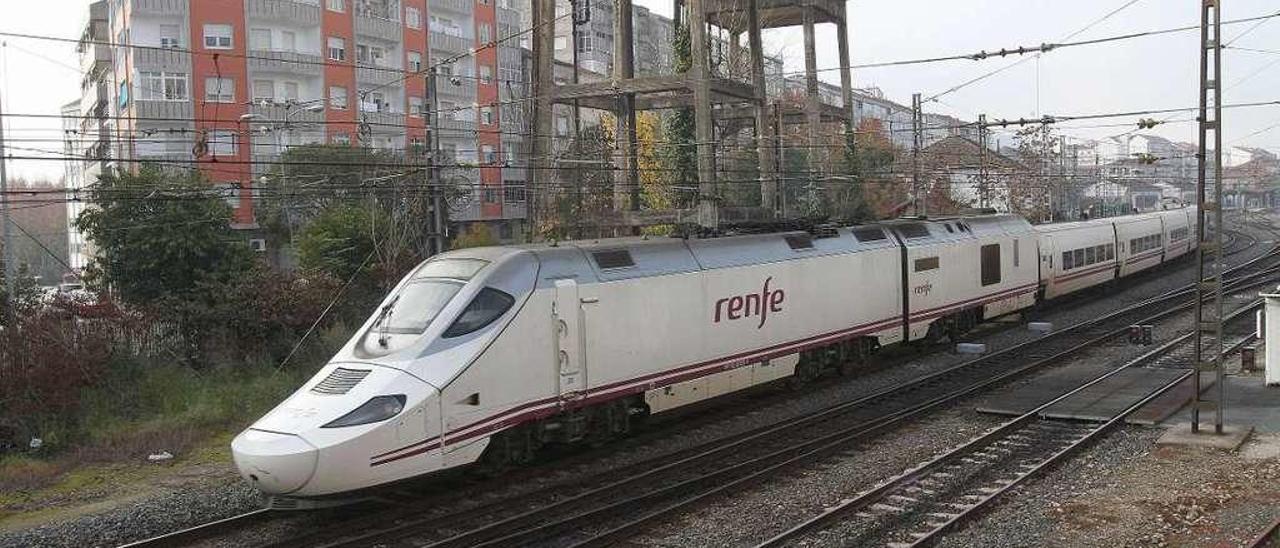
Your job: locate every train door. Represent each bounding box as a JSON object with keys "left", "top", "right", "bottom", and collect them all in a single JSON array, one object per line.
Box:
[
  {"left": 1039, "top": 233, "right": 1056, "bottom": 298},
  {"left": 554, "top": 279, "right": 587, "bottom": 399}
]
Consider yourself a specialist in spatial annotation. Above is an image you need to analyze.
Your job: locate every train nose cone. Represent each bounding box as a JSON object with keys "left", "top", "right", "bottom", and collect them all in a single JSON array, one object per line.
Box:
[{"left": 231, "top": 429, "right": 318, "bottom": 495}]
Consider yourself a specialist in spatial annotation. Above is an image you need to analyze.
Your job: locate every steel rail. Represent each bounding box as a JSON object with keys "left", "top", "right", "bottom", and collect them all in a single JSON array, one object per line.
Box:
[
  {"left": 118, "top": 508, "right": 275, "bottom": 548},
  {"left": 757, "top": 297, "right": 1265, "bottom": 548}
]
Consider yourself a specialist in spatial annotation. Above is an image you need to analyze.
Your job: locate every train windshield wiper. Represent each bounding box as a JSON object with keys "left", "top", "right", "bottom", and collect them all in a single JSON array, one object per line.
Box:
[{"left": 375, "top": 296, "right": 401, "bottom": 348}]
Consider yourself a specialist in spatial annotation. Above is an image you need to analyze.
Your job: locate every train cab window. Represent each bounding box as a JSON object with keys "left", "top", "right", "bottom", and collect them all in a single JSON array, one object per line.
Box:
[
  {"left": 443, "top": 287, "right": 516, "bottom": 338},
  {"left": 592, "top": 250, "right": 635, "bottom": 269},
  {"left": 981, "top": 244, "right": 1001, "bottom": 286},
  {"left": 852, "top": 227, "right": 887, "bottom": 242},
  {"left": 896, "top": 223, "right": 930, "bottom": 239},
  {"left": 914, "top": 257, "right": 940, "bottom": 272},
  {"left": 785, "top": 234, "right": 815, "bottom": 250}
]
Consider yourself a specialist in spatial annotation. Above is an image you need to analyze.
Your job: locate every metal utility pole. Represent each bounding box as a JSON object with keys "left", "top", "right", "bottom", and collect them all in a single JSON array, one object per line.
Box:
[
  {"left": 912, "top": 92, "right": 924, "bottom": 217},
  {"left": 978, "top": 114, "right": 989, "bottom": 209},
  {"left": 1060, "top": 135, "right": 1068, "bottom": 218},
  {"left": 1193, "top": 0, "right": 1226, "bottom": 435},
  {"left": 0, "top": 81, "right": 15, "bottom": 322},
  {"left": 425, "top": 68, "right": 448, "bottom": 255}
]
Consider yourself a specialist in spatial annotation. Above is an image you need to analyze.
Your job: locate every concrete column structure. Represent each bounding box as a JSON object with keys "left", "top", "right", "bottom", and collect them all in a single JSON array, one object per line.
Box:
[
  {"left": 689, "top": 0, "right": 720, "bottom": 229},
  {"left": 613, "top": 0, "right": 640, "bottom": 213},
  {"left": 530, "top": 0, "right": 559, "bottom": 236},
  {"left": 747, "top": 0, "right": 777, "bottom": 215}
]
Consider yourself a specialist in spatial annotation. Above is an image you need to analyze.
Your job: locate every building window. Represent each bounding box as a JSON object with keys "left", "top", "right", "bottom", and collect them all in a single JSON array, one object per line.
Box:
[
  {"left": 409, "top": 96, "right": 424, "bottom": 117},
  {"left": 329, "top": 86, "right": 348, "bottom": 109},
  {"left": 204, "top": 77, "right": 235, "bottom": 103},
  {"left": 480, "top": 106, "right": 494, "bottom": 125},
  {"left": 406, "top": 7, "right": 422, "bottom": 29},
  {"left": 327, "top": 37, "right": 346, "bottom": 61},
  {"left": 203, "top": 24, "right": 233, "bottom": 49},
  {"left": 479, "top": 65, "right": 492, "bottom": 84},
  {"left": 138, "top": 72, "right": 188, "bottom": 101},
  {"left": 332, "top": 132, "right": 351, "bottom": 145},
  {"left": 159, "top": 24, "right": 181, "bottom": 48},
  {"left": 408, "top": 51, "right": 422, "bottom": 72},
  {"left": 253, "top": 79, "right": 274, "bottom": 102},
  {"left": 278, "top": 31, "right": 296, "bottom": 52},
  {"left": 250, "top": 28, "right": 272, "bottom": 50},
  {"left": 209, "top": 130, "right": 237, "bottom": 156},
  {"left": 327, "top": 0, "right": 344, "bottom": 12},
  {"left": 482, "top": 186, "right": 499, "bottom": 203},
  {"left": 282, "top": 81, "right": 299, "bottom": 101},
  {"left": 478, "top": 23, "right": 492, "bottom": 43},
  {"left": 481, "top": 145, "right": 496, "bottom": 164},
  {"left": 356, "top": 44, "right": 387, "bottom": 66},
  {"left": 503, "top": 183, "right": 525, "bottom": 203}
]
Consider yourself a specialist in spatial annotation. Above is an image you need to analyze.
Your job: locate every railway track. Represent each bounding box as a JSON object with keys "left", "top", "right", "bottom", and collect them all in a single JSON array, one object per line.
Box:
[
  {"left": 758, "top": 293, "right": 1264, "bottom": 547},
  {"left": 119, "top": 508, "right": 274, "bottom": 548},
  {"left": 120, "top": 218, "right": 1273, "bottom": 548},
  {"left": 290, "top": 236, "right": 1280, "bottom": 547}
]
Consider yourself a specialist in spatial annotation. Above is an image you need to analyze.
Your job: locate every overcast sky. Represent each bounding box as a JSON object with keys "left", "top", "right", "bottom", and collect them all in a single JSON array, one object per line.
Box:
[{"left": 2, "top": 0, "right": 1279, "bottom": 183}]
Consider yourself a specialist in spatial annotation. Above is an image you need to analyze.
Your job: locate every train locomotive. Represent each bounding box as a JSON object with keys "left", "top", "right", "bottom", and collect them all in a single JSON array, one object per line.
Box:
[{"left": 232, "top": 207, "right": 1196, "bottom": 500}]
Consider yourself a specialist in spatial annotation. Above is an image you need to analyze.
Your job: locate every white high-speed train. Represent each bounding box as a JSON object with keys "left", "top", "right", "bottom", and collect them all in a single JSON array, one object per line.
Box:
[{"left": 232, "top": 207, "right": 1196, "bottom": 500}]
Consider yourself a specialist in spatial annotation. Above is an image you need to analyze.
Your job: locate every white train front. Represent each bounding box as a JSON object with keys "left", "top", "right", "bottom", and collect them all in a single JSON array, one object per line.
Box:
[{"left": 232, "top": 208, "right": 1195, "bottom": 499}]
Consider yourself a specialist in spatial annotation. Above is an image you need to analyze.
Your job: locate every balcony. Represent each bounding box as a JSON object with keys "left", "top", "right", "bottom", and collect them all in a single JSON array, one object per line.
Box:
[
  {"left": 79, "top": 43, "right": 111, "bottom": 75},
  {"left": 356, "top": 65, "right": 405, "bottom": 88},
  {"left": 434, "top": 117, "right": 476, "bottom": 132},
  {"left": 134, "top": 100, "right": 193, "bottom": 121},
  {"left": 134, "top": 46, "right": 190, "bottom": 71},
  {"left": 435, "top": 78, "right": 477, "bottom": 99},
  {"left": 356, "top": 15, "right": 401, "bottom": 43},
  {"left": 430, "top": 31, "right": 472, "bottom": 55},
  {"left": 248, "top": 50, "right": 323, "bottom": 76},
  {"left": 246, "top": 0, "right": 320, "bottom": 25},
  {"left": 248, "top": 102, "right": 326, "bottom": 127},
  {"left": 359, "top": 109, "right": 405, "bottom": 129},
  {"left": 132, "top": 0, "right": 189, "bottom": 16}
]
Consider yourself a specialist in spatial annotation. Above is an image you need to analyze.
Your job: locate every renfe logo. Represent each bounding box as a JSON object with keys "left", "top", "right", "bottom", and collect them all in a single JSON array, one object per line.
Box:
[{"left": 714, "top": 277, "right": 786, "bottom": 329}]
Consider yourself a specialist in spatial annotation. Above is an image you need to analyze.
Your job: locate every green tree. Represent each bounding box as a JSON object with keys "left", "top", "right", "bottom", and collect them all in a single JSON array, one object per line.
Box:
[
  {"left": 296, "top": 203, "right": 383, "bottom": 283},
  {"left": 550, "top": 124, "right": 616, "bottom": 239},
  {"left": 255, "top": 144, "right": 410, "bottom": 237},
  {"left": 75, "top": 167, "right": 252, "bottom": 307},
  {"left": 662, "top": 16, "right": 697, "bottom": 209}
]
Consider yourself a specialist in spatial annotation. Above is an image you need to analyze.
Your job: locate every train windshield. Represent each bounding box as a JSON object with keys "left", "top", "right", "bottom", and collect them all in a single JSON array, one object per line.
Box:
[{"left": 371, "top": 258, "right": 490, "bottom": 337}]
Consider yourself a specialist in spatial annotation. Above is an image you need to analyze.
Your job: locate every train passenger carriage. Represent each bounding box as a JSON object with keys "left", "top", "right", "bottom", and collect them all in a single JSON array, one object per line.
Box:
[
  {"left": 1115, "top": 212, "right": 1167, "bottom": 276},
  {"left": 888, "top": 215, "right": 1039, "bottom": 342},
  {"left": 1035, "top": 218, "right": 1119, "bottom": 300},
  {"left": 231, "top": 208, "right": 1204, "bottom": 503},
  {"left": 1160, "top": 207, "right": 1196, "bottom": 261}
]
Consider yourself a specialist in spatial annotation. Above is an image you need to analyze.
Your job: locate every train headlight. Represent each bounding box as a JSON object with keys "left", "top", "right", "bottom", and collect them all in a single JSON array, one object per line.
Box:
[{"left": 321, "top": 395, "right": 407, "bottom": 428}]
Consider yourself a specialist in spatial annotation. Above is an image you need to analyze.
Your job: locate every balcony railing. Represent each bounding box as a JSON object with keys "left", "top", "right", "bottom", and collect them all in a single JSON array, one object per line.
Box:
[
  {"left": 246, "top": 0, "right": 321, "bottom": 24},
  {"left": 356, "top": 65, "right": 405, "bottom": 88},
  {"left": 134, "top": 46, "right": 190, "bottom": 70},
  {"left": 430, "top": 31, "right": 472, "bottom": 54},
  {"left": 132, "top": 0, "right": 189, "bottom": 16},
  {"left": 356, "top": 15, "right": 401, "bottom": 43},
  {"left": 248, "top": 50, "right": 323, "bottom": 75},
  {"left": 134, "top": 100, "right": 193, "bottom": 121}
]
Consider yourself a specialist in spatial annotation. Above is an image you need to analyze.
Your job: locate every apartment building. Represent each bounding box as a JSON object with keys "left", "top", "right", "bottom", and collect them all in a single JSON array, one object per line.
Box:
[
  {"left": 62, "top": 0, "right": 530, "bottom": 258},
  {"left": 63, "top": 1, "right": 115, "bottom": 271}
]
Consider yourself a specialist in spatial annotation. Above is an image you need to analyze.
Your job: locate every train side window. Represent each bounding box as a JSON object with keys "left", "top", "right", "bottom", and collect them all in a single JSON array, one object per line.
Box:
[
  {"left": 442, "top": 288, "right": 516, "bottom": 338},
  {"left": 852, "top": 227, "right": 887, "bottom": 242},
  {"left": 1085, "top": 246, "right": 1097, "bottom": 265},
  {"left": 1106, "top": 244, "right": 1115, "bottom": 260},
  {"left": 981, "top": 244, "right": 1001, "bottom": 286},
  {"left": 914, "top": 256, "right": 940, "bottom": 272},
  {"left": 1073, "top": 249, "right": 1085, "bottom": 268},
  {"left": 1013, "top": 239, "right": 1020, "bottom": 267},
  {"left": 592, "top": 250, "right": 635, "bottom": 269},
  {"left": 1062, "top": 251, "right": 1073, "bottom": 270}
]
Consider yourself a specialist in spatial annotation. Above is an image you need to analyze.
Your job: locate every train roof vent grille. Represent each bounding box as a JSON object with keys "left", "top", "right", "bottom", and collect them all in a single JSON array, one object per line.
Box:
[{"left": 311, "top": 367, "right": 372, "bottom": 395}]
